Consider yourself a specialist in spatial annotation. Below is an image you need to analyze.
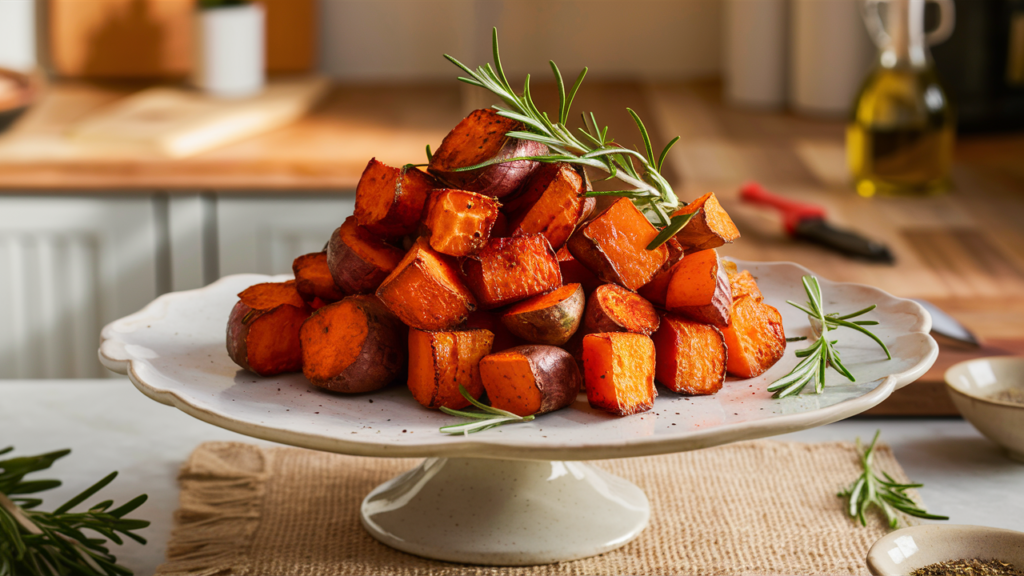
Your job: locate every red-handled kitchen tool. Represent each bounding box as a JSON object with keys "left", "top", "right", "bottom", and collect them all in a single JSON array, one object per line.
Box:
[{"left": 740, "top": 182, "right": 895, "bottom": 263}]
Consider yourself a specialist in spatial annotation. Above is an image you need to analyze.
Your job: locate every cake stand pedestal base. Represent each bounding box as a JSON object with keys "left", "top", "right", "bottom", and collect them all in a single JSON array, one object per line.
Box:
[{"left": 360, "top": 457, "right": 650, "bottom": 566}]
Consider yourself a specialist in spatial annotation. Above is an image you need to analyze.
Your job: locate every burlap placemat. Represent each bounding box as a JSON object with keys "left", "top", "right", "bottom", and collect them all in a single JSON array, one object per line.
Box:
[{"left": 157, "top": 440, "right": 913, "bottom": 576}]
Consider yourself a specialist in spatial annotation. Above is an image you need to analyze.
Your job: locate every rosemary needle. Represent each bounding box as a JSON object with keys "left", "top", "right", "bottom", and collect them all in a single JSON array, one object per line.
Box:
[{"left": 439, "top": 386, "right": 534, "bottom": 435}]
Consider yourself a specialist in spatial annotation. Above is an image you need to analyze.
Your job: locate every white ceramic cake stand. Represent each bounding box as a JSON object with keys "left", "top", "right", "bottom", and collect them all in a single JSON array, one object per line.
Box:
[{"left": 99, "top": 260, "right": 937, "bottom": 566}]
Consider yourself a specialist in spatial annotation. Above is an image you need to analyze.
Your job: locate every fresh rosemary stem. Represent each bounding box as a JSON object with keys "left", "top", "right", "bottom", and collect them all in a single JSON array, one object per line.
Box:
[{"left": 439, "top": 386, "right": 535, "bottom": 435}]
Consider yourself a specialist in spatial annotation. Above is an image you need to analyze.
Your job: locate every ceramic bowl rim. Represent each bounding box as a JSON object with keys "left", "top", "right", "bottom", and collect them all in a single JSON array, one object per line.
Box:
[
  {"left": 866, "top": 524, "right": 1024, "bottom": 576},
  {"left": 944, "top": 356, "right": 1024, "bottom": 410}
]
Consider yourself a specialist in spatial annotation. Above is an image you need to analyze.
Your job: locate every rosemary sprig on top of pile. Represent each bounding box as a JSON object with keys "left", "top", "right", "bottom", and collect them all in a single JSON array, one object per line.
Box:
[
  {"left": 444, "top": 28, "right": 687, "bottom": 249},
  {"left": 0, "top": 445, "right": 149, "bottom": 576}
]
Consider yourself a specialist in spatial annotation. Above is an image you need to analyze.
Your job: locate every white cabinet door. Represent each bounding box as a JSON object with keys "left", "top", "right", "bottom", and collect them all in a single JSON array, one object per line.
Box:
[
  {"left": 216, "top": 195, "right": 355, "bottom": 277},
  {"left": 0, "top": 196, "right": 160, "bottom": 378}
]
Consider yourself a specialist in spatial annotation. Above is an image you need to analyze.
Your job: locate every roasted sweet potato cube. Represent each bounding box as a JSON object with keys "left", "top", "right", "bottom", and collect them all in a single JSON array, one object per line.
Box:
[
  {"left": 505, "top": 163, "right": 593, "bottom": 251},
  {"left": 671, "top": 192, "right": 740, "bottom": 253},
  {"left": 566, "top": 198, "right": 668, "bottom": 291},
  {"left": 501, "top": 283, "right": 584, "bottom": 346},
  {"left": 428, "top": 109, "right": 547, "bottom": 199},
  {"left": 300, "top": 295, "right": 407, "bottom": 393},
  {"left": 652, "top": 313, "right": 727, "bottom": 395},
  {"left": 721, "top": 297, "right": 786, "bottom": 378},
  {"left": 728, "top": 269, "right": 763, "bottom": 302},
  {"left": 327, "top": 217, "right": 406, "bottom": 294},
  {"left": 376, "top": 238, "right": 478, "bottom": 330},
  {"left": 479, "top": 345, "right": 581, "bottom": 417},
  {"left": 408, "top": 328, "right": 494, "bottom": 410},
  {"left": 226, "top": 298, "right": 309, "bottom": 377},
  {"left": 354, "top": 158, "right": 437, "bottom": 238},
  {"left": 461, "top": 234, "right": 562, "bottom": 309},
  {"left": 422, "top": 189, "right": 502, "bottom": 257},
  {"left": 238, "top": 280, "right": 307, "bottom": 311},
  {"left": 293, "top": 252, "right": 345, "bottom": 304},
  {"left": 583, "top": 284, "right": 661, "bottom": 336},
  {"left": 583, "top": 332, "right": 657, "bottom": 416},
  {"left": 462, "top": 310, "right": 525, "bottom": 352},
  {"left": 558, "top": 250, "right": 603, "bottom": 294},
  {"left": 661, "top": 249, "right": 733, "bottom": 327}
]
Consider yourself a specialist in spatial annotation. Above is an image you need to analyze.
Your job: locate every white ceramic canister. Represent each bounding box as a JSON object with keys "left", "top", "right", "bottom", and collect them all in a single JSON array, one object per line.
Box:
[
  {"left": 0, "top": 0, "right": 36, "bottom": 73},
  {"left": 724, "top": 0, "right": 789, "bottom": 109},
  {"left": 193, "top": 3, "right": 265, "bottom": 98},
  {"left": 789, "top": 0, "right": 875, "bottom": 117}
]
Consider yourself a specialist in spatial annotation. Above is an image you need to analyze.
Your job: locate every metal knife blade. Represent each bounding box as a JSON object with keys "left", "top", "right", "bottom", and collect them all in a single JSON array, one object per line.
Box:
[
  {"left": 910, "top": 298, "right": 981, "bottom": 347},
  {"left": 793, "top": 218, "right": 895, "bottom": 264}
]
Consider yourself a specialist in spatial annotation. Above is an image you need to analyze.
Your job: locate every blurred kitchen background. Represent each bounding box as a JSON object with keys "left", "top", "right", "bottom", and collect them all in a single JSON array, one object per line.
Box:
[{"left": 0, "top": 0, "right": 1022, "bottom": 401}]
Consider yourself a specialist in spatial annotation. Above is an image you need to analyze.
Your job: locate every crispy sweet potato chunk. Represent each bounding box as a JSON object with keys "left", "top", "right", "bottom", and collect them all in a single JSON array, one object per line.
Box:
[
  {"left": 652, "top": 313, "right": 727, "bottom": 395},
  {"left": 293, "top": 252, "right": 345, "bottom": 304},
  {"left": 354, "top": 159, "right": 438, "bottom": 238},
  {"left": 479, "top": 345, "right": 581, "bottom": 417},
  {"left": 505, "top": 163, "right": 592, "bottom": 251},
  {"left": 661, "top": 249, "right": 733, "bottom": 328},
  {"left": 584, "top": 284, "right": 661, "bottom": 336},
  {"left": 300, "top": 295, "right": 407, "bottom": 393},
  {"left": 583, "top": 333, "right": 657, "bottom": 416},
  {"left": 226, "top": 298, "right": 309, "bottom": 376},
  {"left": 567, "top": 198, "right": 668, "bottom": 291},
  {"left": 671, "top": 192, "right": 740, "bottom": 253},
  {"left": 376, "top": 238, "right": 478, "bottom": 330},
  {"left": 721, "top": 297, "right": 786, "bottom": 378},
  {"left": 422, "top": 189, "right": 502, "bottom": 257},
  {"left": 428, "top": 109, "right": 547, "bottom": 199},
  {"left": 461, "top": 234, "right": 562, "bottom": 309},
  {"left": 327, "top": 217, "right": 406, "bottom": 294},
  {"left": 408, "top": 328, "right": 493, "bottom": 410},
  {"left": 238, "top": 280, "right": 307, "bottom": 311},
  {"left": 729, "top": 269, "right": 763, "bottom": 302},
  {"left": 501, "top": 283, "right": 584, "bottom": 346}
]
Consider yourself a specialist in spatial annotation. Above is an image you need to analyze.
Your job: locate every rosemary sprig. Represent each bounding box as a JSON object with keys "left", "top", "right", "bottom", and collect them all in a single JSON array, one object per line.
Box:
[
  {"left": 444, "top": 28, "right": 687, "bottom": 249},
  {"left": 439, "top": 386, "right": 535, "bottom": 435},
  {"left": 839, "top": 431, "right": 948, "bottom": 528},
  {"left": 0, "top": 446, "right": 149, "bottom": 576},
  {"left": 767, "top": 275, "right": 891, "bottom": 398}
]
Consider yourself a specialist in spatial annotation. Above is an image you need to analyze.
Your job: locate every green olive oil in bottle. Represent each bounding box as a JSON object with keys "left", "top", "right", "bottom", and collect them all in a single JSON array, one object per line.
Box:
[{"left": 848, "top": 0, "right": 956, "bottom": 197}]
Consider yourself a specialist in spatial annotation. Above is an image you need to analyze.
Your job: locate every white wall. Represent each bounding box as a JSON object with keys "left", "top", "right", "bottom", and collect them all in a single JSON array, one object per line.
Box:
[{"left": 317, "top": 0, "right": 722, "bottom": 81}]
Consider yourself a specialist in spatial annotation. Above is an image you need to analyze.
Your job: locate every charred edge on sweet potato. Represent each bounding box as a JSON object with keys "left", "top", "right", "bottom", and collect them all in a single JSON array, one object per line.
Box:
[{"left": 479, "top": 345, "right": 581, "bottom": 417}]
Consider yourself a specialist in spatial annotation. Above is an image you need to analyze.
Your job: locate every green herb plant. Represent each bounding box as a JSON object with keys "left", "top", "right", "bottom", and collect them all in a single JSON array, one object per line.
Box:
[
  {"left": 839, "top": 431, "right": 948, "bottom": 528},
  {"left": 442, "top": 28, "right": 690, "bottom": 249},
  {"left": 768, "top": 275, "right": 891, "bottom": 398},
  {"left": 0, "top": 446, "right": 149, "bottom": 576},
  {"left": 439, "top": 386, "right": 534, "bottom": 435}
]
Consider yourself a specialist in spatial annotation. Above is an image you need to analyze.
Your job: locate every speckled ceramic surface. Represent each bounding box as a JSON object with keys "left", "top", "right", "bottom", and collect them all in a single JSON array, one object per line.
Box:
[
  {"left": 946, "top": 357, "right": 1024, "bottom": 463},
  {"left": 867, "top": 525, "right": 1024, "bottom": 576},
  {"left": 99, "top": 259, "right": 938, "bottom": 462}
]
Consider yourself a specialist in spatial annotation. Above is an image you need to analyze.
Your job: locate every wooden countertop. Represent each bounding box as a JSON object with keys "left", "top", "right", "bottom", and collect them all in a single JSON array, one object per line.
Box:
[{"left": 3, "top": 79, "right": 1023, "bottom": 413}]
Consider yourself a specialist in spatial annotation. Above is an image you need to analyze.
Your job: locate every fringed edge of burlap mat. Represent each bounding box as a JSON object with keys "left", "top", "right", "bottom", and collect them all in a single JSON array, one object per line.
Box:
[{"left": 158, "top": 440, "right": 917, "bottom": 576}]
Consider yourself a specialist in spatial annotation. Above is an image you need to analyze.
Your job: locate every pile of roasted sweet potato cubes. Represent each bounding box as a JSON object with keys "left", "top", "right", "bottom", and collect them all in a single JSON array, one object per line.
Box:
[{"left": 227, "top": 109, "right": 787, "bottom": 420}]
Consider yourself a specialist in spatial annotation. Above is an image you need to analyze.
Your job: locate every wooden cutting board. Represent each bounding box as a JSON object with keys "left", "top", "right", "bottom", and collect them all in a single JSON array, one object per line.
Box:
[
  {"left": 46, "top": 0, "right": 315, "bottom": 78},
  {"left": 68, "top": 76, "right": 328, "bottom": 158}
]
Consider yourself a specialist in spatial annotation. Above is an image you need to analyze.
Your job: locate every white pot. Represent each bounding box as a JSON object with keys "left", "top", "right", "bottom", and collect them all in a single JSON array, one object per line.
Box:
[
  {"left": 193, "top": 3, "right": 265, "bottom": 98},
  {"left": 789, "top": 0, "right": 874, "bottom": 117}
]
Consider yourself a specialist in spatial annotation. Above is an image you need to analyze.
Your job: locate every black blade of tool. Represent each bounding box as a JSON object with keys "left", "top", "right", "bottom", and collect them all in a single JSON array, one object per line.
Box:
[{"left": 793, "top": 218, "right": 895, "bottom": 264}]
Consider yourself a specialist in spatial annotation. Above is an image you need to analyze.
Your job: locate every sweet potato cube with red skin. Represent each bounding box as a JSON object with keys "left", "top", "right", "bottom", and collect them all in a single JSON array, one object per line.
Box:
[
  {"left": 428, "top": 109, "right": 547, "bottom": 199},
  {"left": 327, "top": 217, "right": 406, "bottom": 294},
  {"left": 505, "top": 163, "right": 593, "bottom": 251},
  {"left": 479, "top": 345, "right": 581, "bottom": 417},
  {"left": 407, "top": 328, "right": 494, "bottom": 410},
  {"left": 461, "top": 234, "right": 563, "bottom": 309},
  {"left": 583, "top": 333, "right": 657, "bottom": 416},
  {"left": 354, "top": 159, "right": 438, "bottom": 238},
  {"left": 300, "top": 295, "right": 407, "bottom": 393},
  {"left": 226, "top": 298, "right": 309, "bottom": 377},
  {"left": 501, "top": 283, "right": 585, "bottom": 346},
  {"left": 376, "top": 238, "right": 478, "bottom": 331},
  {"left": 721, "top": 297, "right": 786, "bottom": 378},
  {"left": 566, "top": 198, "right": 668, "bottom": 291},
  {"left": 652, "top": 314, "right": 727, "bottom": 396},
  {"left": 670, "top": 256, "right": 733, "bottom": 328},
  {"left": 583, "top": 284, "right": 660, "bottom": 336},
  {"left": 293, "top": 252, "right": 345, "bottom": 304},
  {"left": 422, "top": 189, "right": 502, "bottom": 257},
  {"left": 671, "top": 192, "right": 740, "bottom": 253}
]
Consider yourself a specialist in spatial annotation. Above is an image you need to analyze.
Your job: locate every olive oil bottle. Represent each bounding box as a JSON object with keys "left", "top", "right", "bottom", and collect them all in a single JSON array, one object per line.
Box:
[{"left": 848, "top": 0, "right": 956, "bottom": 197}]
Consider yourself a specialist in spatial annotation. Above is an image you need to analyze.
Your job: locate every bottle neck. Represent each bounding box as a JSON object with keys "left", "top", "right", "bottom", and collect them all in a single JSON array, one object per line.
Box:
[{"left": 879, "top": 0, "right": 930, "bottom": 70}]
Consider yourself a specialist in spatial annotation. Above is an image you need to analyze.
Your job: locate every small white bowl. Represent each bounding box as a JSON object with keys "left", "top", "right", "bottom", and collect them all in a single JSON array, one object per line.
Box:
[
  {"left": 867, "top": 525, "right": 1024, "bottom": 576},
  {"left": 945, "top": 357, "right": 1024, "bottom": 463}
]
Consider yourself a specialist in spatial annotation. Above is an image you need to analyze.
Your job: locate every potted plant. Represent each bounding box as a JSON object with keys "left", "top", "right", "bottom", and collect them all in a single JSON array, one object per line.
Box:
[{"left": 193, "top": 0, "right": 265, "bottom": 98}]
